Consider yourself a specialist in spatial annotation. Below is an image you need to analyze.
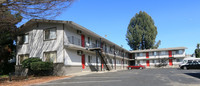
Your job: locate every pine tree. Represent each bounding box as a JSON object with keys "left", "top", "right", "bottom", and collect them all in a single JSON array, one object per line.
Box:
[{"left": 126, "top": 11, "right": 161, "bottom": 50}]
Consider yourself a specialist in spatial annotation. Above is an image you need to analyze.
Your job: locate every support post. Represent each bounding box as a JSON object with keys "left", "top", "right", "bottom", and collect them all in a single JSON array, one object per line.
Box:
[
  {"left": 123, "top": 50, "right": 124, "bottom": 69},
  {"left": 96, "top": 50, "right": 98, "bottom": 72},
  {"left": 100, "top": 38, "right": 102, "bottom": 71},
  {"left": 114, "top": 45, "right": 116, "bottom": 70}
]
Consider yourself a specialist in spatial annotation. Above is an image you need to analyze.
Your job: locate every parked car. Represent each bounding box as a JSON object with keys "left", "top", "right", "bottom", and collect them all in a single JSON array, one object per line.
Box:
[
  {"left": 127, "top": 64, "right": 145, "bottom": 70},
  {"left": 179, "top": 58, "right": 200, "bottom": 70}
]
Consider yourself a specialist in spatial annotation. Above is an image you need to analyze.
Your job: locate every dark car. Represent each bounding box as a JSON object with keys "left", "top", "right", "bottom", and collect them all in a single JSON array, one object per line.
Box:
[
  {"left": 127, "top": 64, "right": 145, "bottom": 70},
  {"left": 180, "top": 60, "right": 200, "bottom": 70}
]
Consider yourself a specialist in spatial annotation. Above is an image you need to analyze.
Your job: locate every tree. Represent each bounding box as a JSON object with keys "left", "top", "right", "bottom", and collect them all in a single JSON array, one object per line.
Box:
[
  {"left": 0, "top": 0, "right": 74, "bottom": 18},
  {"left": 0, "top": 0, "right": 74, "bottom": 74},
  {"left": 0, "top": 8, "right": 22, "bottom": 74},
  {"left": 126, "top": 11, "right": 161, "bottom": 50},
  {"left": 0, "top": 0, "right": 74, "bottom": 29},
  {"left": 195, "top": 43, "right": 200, "bottom": 58}
]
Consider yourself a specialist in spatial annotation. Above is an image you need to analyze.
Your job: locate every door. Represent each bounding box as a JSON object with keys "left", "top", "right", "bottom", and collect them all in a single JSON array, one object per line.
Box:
[
  {"left": 168, "top": 51, "right": 173, "bottom": 66},
  {"left": 81, "top": 35, "right": 85, "bottom": 47},
  {"left": 82, "top": 54, "right": 85, "bottom": 69}
]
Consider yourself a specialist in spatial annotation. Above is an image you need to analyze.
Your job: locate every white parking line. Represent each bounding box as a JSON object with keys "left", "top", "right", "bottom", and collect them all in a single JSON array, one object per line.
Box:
[
  {"left": 40, "top": 80, "right": 122, "bottom": 85},
  {"left": 75, "top": 77, "right": 127, "bottom": 79}
]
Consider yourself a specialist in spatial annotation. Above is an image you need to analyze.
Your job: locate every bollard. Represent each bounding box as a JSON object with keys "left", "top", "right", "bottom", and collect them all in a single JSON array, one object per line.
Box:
[{"left": 9, "top": 73, "right": 12, "bottom": 82}]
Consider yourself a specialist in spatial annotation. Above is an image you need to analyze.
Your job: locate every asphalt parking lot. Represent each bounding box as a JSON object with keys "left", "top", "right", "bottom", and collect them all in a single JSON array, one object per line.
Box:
[{"left": 34, "top": 68, "right": 200, "bottom": 86}]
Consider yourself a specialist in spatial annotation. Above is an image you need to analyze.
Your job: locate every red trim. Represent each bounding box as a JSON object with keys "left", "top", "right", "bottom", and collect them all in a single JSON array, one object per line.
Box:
[
  {"left": 168, "top": 51, "right": 173, "bottom": 66},
  {"left": 82, "top": 55, "right": 85, "bottom": 69},
  {"left": 146, "top": 52, "right": 149, "bottom": 58},
  {"left": 169, "top": 51, "right": 172, "bottom": 57},
  {"left": 146, "top": 52, "right": 149, "bottom": 66},
  {"left": 101, "top": 59, "right": 104, "bottom": 69},
  {"left": 81, "top": 35, "right": 85, "bottom": 47}
]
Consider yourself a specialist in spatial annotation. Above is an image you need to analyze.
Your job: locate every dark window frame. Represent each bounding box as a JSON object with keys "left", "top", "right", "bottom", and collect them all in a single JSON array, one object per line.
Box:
[{"left": 43, "top": 27, "right": 57, "bottom": 41}]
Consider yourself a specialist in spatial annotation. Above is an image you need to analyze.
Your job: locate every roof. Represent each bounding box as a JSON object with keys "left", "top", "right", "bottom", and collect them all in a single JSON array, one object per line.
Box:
[
  {"left": 130, "top": 47, "right": 187, "bottom": 53},
  {"left": 19, "top": 19, "right": 129, "bottom": 52}
]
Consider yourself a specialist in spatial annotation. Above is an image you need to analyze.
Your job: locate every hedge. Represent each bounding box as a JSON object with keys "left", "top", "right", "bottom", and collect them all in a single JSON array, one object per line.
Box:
[
  {"left": 30, "top": 61, "right": 53, "bottom": 76},
  {"left": 22, "top": 57, "right": 42, "bottom": 69},
  {"left": 30, "top": 62, "right": 53, "bottom": 71}
]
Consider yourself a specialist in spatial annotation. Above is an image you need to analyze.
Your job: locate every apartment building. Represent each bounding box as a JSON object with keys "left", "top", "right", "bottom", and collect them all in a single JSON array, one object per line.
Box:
[
  {"left": 15, "top": 19, "right": 188, "bottom": 75},
  {"left": 15, "top": 19, "right": 129, "bottom": 75},
  {"left": 129, "top": 47, "right": 187, "bottom": 67}
]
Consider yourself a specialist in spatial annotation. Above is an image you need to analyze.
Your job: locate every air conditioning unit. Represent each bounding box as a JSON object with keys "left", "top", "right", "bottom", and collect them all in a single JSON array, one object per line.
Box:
[
  {"left": 77, "top": 50, "right": 83, "bottom": 55},
  {"left": 77, "top": 30, "right": 82, "bottom": 34}
]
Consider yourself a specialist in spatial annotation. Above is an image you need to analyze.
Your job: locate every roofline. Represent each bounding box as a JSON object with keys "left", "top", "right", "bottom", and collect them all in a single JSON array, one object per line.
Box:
[
  {"left": 19, "top": 19, "right": 129, "bottom": 52},
  {"left": 130, "top": 47, "right": 187, "bottom": 53}
]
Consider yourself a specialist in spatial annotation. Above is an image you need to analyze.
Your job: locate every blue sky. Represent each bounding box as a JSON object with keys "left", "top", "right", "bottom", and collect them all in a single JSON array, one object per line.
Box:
[{"left": 21, "top": 0, "right": 200, "bottom": 54}]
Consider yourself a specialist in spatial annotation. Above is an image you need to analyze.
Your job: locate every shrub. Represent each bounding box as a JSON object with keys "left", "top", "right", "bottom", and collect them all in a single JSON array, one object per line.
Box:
[
  {"left": 30, "top": 62, "right": 53, "bottom": 71},
  {"left": 30, "top": 62, "right": 53, "bottom": 76},
  {"left": 22, "top": 57, "right": 42, "bottom": 69}
]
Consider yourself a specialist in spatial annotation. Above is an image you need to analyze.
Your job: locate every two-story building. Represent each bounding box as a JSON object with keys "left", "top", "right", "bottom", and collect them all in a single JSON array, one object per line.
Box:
[
  {"left": 15, "top": 19, "right": 187, "bottom": 75},
  {"left": 16, "top": 19, "right": 129, "bottom": 75},
  {"left": 129, "top": 47, "right": 187, "bottom": 67}
]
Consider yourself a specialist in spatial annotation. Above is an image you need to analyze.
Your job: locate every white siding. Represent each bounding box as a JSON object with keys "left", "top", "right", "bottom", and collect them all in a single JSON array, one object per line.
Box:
[{"left": 16, "top": 23, "right": 64, "bottom": 65}]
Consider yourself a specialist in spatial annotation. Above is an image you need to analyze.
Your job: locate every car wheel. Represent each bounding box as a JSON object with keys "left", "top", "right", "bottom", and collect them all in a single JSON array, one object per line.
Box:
[
  {"left": 139, "top": 67, "right": 143, "bottom": 69},
  {"left": 183, "top": 66, "right": 187, "bottom": 70}
]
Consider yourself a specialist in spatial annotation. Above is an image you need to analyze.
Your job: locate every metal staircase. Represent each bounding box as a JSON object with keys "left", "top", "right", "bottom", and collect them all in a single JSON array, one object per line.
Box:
[{"left": 89, "top": 48, "right": 112, "bottom": 71}]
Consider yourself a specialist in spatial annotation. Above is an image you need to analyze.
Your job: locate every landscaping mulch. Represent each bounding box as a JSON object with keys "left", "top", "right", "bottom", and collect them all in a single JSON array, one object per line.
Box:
[{"left": 0, "top": 75, "right": 72, "bottom": 86}]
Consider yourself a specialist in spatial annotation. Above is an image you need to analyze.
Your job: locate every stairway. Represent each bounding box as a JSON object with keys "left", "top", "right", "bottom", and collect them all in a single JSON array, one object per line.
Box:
[{"left": 89, "top": 48, "right": 112, "bottom": 71}]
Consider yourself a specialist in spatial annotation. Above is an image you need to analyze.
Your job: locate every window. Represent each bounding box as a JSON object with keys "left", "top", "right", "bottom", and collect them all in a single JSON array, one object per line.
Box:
[
  {"left": 152, "top": 60, "right": 155, "bottom": 63},
  {"left": 140, "top": 53, "right": 143, "bottom": 56},
  {"left": 88, "top": 37, "right": 90, "bottom": 44},
  {"left": 44, "top": 27, "right": 56, "bottom": 40},
  {"left": 140, "top": 60, "right": 143, "bottom": 64},
  {"left": 88, "top": 55, "right": 92, "bottom": 63},
  {"left": 179, "top": 50, "right": 183, "bottom": 54},
  {"left": 175, "top": 50, "right": 179, "bottom": 54},
  {"left": 44, "top": 51, "right": 57, "bottom": 63},
  {"left": 153, "top": 52, "right": 157, "bottom": 56},
  {"left": 19, "top": 54, "right": 29, "bottom": 65},
  {"left": 161, "top": 51, "right": 166, "bottom": 55},
  {"left": 137, "top": 53, "right": 140, "bottom": 56},
  {"left": 176, "top": 59, "right": 180, "bottom": 62},
  {"left": 137, "top": 61, "right": 140, "bottom": 64},
  {"left": 18, "top": 34, "right": 29, "bottom": 44}
]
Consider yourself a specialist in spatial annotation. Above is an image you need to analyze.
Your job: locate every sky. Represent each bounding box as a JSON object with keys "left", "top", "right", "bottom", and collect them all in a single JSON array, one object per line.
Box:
[{"left": 21, "top": 0, "right": 200, "bottom": 54}]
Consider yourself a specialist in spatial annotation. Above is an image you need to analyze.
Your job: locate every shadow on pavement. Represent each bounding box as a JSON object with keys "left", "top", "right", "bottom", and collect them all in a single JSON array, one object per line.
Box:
[{"left": 184, "top": 72, "right": 200, "bottom": 79}]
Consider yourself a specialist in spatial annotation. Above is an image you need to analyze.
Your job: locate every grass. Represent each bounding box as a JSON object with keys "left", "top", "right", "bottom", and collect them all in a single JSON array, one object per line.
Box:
[{"left": 0, "top": 75, "right": 9, "bottom": 78}]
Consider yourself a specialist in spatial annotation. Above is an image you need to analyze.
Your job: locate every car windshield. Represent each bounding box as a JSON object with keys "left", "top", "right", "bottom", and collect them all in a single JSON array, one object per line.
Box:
[
  {"left": 135, "top": 64, "right": 140, "bottom": 66},
  {"left": 182, "top": 60, "right": 187, "bottom": 64}
]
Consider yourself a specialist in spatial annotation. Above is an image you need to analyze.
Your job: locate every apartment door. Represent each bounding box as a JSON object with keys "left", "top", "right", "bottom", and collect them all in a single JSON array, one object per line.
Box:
[
  {"left": 168, "top": 51, "right": 173, "bottom": 66},
  {"left": 82, "top": 54, "right": 85, "bottom": 69},
  {"left": 81, "top": 35, "right": 85, "bottom": 47}
]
